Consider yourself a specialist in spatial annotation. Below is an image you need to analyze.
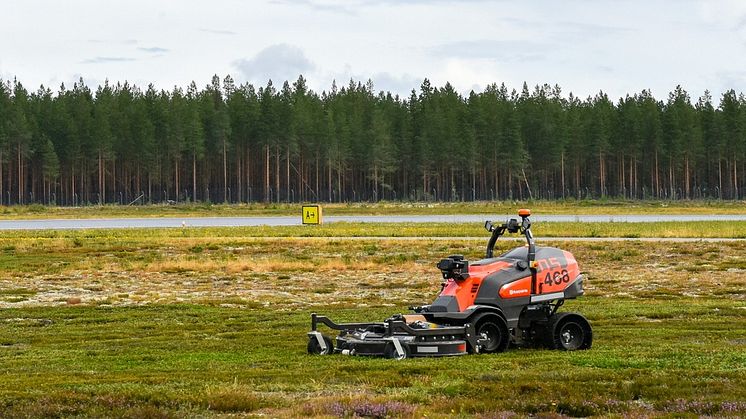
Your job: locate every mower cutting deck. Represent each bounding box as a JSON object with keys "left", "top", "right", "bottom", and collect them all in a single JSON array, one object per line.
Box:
[{"left": 307, "top": 209, "right": 592, "bottom": 359}]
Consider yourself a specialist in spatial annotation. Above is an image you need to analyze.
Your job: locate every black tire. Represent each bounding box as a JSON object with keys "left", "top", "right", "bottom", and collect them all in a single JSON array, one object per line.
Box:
[
  {"left": 548, "top": 312, "right": 592, "bottom": 351},
  {"left": 307, "top": 334, "right": 333, "bottom": 355},
  {"left": 475, "top": 315, "right": 510, "bottom": 354},
  {"left": 383, "top": 341, "right": 410, "bottom": 360}
]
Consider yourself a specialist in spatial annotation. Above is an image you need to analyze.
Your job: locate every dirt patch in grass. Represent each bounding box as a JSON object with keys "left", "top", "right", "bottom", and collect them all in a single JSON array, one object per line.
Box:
[{"left": 0, "top": 237, "right": 742, "bottom": 309}]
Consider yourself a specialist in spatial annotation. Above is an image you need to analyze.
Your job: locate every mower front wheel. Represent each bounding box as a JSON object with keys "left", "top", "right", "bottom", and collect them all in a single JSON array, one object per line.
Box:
[
  {"left": 475, "top": 315, "right": 510, "bottom": 354},
  {"left": 307, "top": 334, "right": 334, "bottom": 355}
]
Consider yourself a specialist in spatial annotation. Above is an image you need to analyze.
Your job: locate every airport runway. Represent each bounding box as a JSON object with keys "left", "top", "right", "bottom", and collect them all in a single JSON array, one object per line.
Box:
[{"left": 0, "top": 214, "right": 744, "bottom": 230}]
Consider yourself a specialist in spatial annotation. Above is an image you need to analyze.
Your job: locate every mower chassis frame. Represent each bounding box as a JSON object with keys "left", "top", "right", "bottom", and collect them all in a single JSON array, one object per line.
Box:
[{"left": 310, "top": 313, "right": 480, "bottom": 352}]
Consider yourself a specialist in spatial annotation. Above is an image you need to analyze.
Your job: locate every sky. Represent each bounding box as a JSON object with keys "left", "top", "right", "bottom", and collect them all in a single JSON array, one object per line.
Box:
[{"left": 2, "top": 0, "right": 746, "bottom": 101}]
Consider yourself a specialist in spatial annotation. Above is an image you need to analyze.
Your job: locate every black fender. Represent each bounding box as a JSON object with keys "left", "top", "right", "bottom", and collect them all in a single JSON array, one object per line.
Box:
[
  {"left": 467, "top": 307, "right": 507, "bottom": 324},
  {"left": 425, "top": 304, "right": 506, "bottom": 324}
]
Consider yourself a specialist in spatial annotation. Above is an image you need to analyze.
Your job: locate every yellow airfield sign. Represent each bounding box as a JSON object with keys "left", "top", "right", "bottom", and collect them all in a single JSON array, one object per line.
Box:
[{"left": 301, "top": 205, "right": 322, "bottom": 224}]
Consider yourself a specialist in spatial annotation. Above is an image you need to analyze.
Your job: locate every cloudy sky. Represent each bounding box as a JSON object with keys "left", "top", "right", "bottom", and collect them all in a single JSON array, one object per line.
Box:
[{"left": 2, "top": 0, "right": 746, "bottom": 100}]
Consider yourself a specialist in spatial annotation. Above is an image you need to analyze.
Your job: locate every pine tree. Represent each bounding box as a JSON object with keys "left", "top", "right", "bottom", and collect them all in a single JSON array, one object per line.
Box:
[
  {"left": 93, "top": 81, "right": 114, "bottom": 203},
  {"left": 185, "top": 81, "right": 205, "bottom": 202},
  {"left": 9, "top": 80, "right": 33, "bottom": 204},
  {"left": 697, "top": 91, "right": 719, "bottom": 198},
  {"left": 258, "top": 80, "right": 278, "bottom": 202},
  {"left": 40, "top": 136, "right": 59, "bottom": 202},
  {"left": 0, "top": 80, "right": 9, "bottom": 203},
  {"left": 719, "top": 90, "right": 742, "bottom": 198}
]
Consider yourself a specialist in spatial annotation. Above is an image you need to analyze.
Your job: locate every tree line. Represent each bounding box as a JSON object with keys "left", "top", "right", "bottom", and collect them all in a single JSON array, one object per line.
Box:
[{"left": 0, "top": 75, "right": 744, "bottom": 206}]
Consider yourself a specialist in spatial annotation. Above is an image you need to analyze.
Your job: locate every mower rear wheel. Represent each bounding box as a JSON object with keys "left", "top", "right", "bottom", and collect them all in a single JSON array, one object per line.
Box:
[
  {"left": 476, "top": 316, "right": 509, "bottom": 354},
  {"left": 548, "top": 312, "right": 592, "bottom": 351},
  {"left": 383, "top": 341, "right": 410, "bottom": 360},
  {"left": 307, "top": 334, "right": 333, "bottom": 355}
]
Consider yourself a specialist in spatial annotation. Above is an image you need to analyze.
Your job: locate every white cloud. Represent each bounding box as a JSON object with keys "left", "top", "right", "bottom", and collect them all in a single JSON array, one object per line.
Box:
[
  {"left": 138, "top": 47, "right": 169, "bottom": 54},
  {"left": 269, "top": 0, "right": 356, "bottom": 15},
  {"left": 88, "top": 39, "right": 139, "bottom": 45},
  {"left": 198, "top": 28, "right": 238, "bottom": 36},
  {"left": 234, "top": 44, "right": 315, "bottom": 86},
  {"left": 431, "top": 39, "right": 551, "bottom": 62},
  {"left": 81, "top": 57, "right": 136, "bottom": 64}
]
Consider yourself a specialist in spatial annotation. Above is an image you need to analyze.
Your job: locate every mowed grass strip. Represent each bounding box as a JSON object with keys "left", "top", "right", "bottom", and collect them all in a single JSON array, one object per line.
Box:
[
  {"left": 0, "top": 299, "right": 744, "bottom": 417},
  {"left": 0, "top": 199, "right": 745, "bottom": 219}
]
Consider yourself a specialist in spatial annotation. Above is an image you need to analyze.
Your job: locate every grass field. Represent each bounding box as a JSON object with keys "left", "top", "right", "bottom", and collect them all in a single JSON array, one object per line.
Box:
[
  {"left": 0, "top": 199, "right": 745, "bottom": 219},
  {"left": 0, "top": 220, "right": 746, "bottom": 242},
  {"left": 0, "top": 224, "right": 745, "bottom": 417}
]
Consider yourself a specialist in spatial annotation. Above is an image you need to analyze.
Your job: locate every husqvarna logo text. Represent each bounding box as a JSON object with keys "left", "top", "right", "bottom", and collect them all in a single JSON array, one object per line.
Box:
[{"left": 509, "top": 289, "right": 528, "bottom": 295}]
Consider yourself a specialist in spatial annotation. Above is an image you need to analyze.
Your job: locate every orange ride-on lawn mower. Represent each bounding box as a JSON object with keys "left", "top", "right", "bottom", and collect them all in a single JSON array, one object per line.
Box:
[{"left": 307, "top": 209, "right": 592, "bottom": 359}]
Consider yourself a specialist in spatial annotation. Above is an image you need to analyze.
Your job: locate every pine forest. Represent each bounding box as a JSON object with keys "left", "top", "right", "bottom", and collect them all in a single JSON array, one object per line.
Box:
[{"left": 0, "top": 75, "right": 744, "bottom": 205}]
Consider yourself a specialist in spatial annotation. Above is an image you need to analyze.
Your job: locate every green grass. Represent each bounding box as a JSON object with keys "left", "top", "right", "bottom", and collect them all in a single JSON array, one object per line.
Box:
[
  {"left": 0, "top": 220, "right": 743, "bottom": 241},
  {"left": 0, "top": 226, "right": 744, "bottom": 416},
  {"left": 0, "top": 300, "right": 744, "bottom": 417},
  {"left": 0, "top": 199, "right": 744, "bottom": 219}
]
